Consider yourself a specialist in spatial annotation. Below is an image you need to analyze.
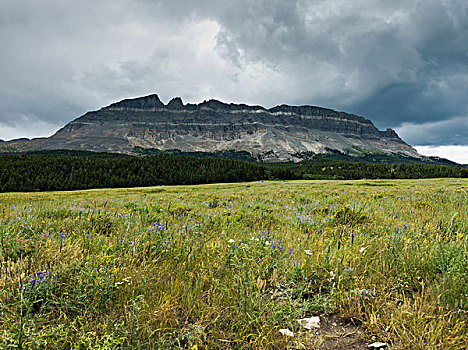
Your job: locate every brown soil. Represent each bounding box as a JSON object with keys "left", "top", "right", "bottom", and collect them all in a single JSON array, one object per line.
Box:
[
  {"left": 283, "top": 314, "right": 388, "bottom": 349},
  {"left": 308, "top": 314, "right": 367, "bottom": 349}
]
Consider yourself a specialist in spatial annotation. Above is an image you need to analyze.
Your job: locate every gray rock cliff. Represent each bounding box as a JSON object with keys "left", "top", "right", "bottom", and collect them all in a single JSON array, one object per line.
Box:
[{"left": 35, "top": 94, "right": 419, "bottom": 161}]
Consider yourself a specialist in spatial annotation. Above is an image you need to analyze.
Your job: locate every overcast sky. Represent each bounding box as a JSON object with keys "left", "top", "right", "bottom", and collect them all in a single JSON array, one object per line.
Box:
[{"left": 1, "top": 0, "right": 467, "bottom": 162}]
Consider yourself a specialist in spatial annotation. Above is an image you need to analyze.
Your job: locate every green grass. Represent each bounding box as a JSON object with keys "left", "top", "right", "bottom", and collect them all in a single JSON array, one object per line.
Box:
[{"left": 0, "top": 179, "right": 467, "bottom": 349}]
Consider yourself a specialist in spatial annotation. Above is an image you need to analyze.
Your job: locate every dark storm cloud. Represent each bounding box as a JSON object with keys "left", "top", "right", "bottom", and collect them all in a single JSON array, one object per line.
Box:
[
  {"left": 202, "top": 1, "right": 468, "bottom": 129},
  {"left": 0, "top": 0, "right": 467, "bottom": 151},
  {"left": 395, "top": 115, "right": 468, "bottom": 146}
]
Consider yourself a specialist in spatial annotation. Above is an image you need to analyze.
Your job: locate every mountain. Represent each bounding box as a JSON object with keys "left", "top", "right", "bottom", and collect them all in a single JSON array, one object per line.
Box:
[
  {"left": 7, "top": 137, "right": 30, "bottom": 142},
  {"left": 1, "top": 94, "right": 420, "bottom": 162}
]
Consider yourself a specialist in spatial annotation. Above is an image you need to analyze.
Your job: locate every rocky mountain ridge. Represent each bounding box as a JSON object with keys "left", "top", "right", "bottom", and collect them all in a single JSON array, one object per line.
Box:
[{"left": 1, "top": 94, "right": 419, "bottom": 162}]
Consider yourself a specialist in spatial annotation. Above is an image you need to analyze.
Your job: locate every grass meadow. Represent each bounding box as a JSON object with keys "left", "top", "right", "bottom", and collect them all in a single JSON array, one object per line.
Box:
[{"left": 0, "top": 179, "right": 467, "bottom": 349}]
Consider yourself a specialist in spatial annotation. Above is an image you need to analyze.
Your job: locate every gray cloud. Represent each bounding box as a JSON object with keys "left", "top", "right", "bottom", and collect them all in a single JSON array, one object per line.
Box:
[
  {"left": 395, "top": 115, "right": 468, "bottom": 146},
  {"left": 0, "top": 0, "right": 467, "bottom": 148},
  {"left": 206, "top": 0, "right": 468, "bottom": 123}
]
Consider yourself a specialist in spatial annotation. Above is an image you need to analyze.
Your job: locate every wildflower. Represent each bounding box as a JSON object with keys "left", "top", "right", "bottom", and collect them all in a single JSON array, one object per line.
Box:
[
  {"left": 289, "top": 248, "right": 293, "bottom": 255},
  {"left": 359, "top": 288, "right": 375, "bottom": 300},
  {"left": 304, "top": 250, "right": 312, "bottom": 256},
  {"left": 228, "top": 239, "right": 235, "bottom": 244}
]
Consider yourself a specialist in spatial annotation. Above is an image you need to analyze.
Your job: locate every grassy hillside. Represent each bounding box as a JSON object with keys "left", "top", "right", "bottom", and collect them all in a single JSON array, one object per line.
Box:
[{"left": 0, "top": 179, "right": 467, "bottom": 349}]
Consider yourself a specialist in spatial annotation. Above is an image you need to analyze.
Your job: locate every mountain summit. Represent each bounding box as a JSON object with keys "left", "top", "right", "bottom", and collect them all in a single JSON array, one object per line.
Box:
[{"left": 5, "top": 94, "right": 419, "bottom": 161}]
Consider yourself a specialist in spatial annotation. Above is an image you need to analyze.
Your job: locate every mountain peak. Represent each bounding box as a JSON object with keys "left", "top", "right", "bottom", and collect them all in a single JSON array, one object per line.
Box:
[
  {"left": 198, "top": 99, "right": 229, "bottom": 109},
  {"left": 105, "top": 94, "right": 164, "bottom": 110},
  {"left": 167, "top": 97, "right": 184, "bottom": 109}
]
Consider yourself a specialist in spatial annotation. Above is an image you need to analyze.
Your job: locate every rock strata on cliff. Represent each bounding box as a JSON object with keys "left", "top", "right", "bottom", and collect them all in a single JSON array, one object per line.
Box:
[{"left": 23, "top": 94, "right": 420, "bottom": 162}]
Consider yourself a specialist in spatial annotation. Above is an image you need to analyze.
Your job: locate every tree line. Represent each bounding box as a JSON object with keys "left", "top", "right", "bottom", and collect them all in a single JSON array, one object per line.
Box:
[{"left": 0, "top": 152, "right": 466, "bottom": 192}]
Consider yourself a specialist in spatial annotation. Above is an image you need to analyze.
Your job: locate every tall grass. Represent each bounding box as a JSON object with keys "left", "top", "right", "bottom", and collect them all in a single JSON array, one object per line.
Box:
[{"left": 0, "top": 179, "right": 466, "bottom": 349}]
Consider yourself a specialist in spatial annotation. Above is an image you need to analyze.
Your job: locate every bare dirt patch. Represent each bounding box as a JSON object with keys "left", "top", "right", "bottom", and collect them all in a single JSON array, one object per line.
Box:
[{"left": 309, "top": 315, "right": 367, "bottom": 349}]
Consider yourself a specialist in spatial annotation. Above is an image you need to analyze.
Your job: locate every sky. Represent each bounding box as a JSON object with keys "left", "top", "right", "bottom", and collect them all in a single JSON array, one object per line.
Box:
[{"left": 1, "top": 0, "right": 467, "bottom": 163}]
